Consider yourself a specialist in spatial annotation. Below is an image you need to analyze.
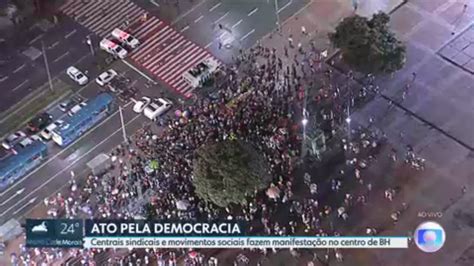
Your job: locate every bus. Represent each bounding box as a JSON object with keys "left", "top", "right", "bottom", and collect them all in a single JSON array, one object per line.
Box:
[
  {"left": 51, "top": 93, "right": 115, "bottom": 147},
  {"left": 0, "top": 140, "right": 48, "bottom": 191}
]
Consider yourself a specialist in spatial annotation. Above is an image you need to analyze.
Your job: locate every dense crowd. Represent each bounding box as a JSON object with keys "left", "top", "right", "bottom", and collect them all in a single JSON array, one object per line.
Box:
[{"left": 12, "top": 24, "right": 426, "bottom": 266}]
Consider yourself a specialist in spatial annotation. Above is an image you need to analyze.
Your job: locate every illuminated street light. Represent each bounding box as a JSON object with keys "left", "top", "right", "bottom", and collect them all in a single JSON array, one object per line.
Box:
[
  {"left": 345, "top": 117, "right": 351, "bottom": 124},
  {"left": 302, "top": 118, "right": 308, "bottom": 126}
]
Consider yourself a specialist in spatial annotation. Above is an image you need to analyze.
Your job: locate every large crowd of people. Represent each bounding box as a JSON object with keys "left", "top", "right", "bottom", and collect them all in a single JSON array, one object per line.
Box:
[{"left": 11, "top": 23, "right": 425, "bottom": 266}]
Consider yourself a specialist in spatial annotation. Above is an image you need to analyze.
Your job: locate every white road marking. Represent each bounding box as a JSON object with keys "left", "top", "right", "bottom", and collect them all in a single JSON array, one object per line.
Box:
[
  {"left": 205, "top": 41, "right": 213, "bottom": 49},
  {"left": 28, "top": 34, "right": 44, "bottom": 45},
  {"left": 209, "top": 2, "right": 221, "bottom": 12},
  {"left": 278, "top": 0, "right": 293, "bottom": 13},
  {"left": 180, "top": 25, "right": 190, "bottom": 32},
  {"left": 12, "top": 197, "right": 36, "bottom": 215},
  {"left": 0, "top": 101, "right": 133, "bottom": 197},
  {"left": 49, "top": 41, "right": 60, "bottom": 49},
  {"left": 12, "top": 80, "right": 29, "bottom": 92},
  {"left": 214, "top": 12, "right": 229, "bottom": 24},
  {"left": 232, "top": 19, "right": 243, "bottom": 29},
  {"left": 194, "top": 15, "right": 204, "bottom": 23},
  {"left": 122, "top": 59, "right": 157, "bottom": 85},
  {"left": 150, "top": 0, "right": 160, "bottom": 7},
  {"left": 0, "top": 76, "right": 8, "bottom": 83},
  {"left": 65, "top": 29, "right": 77, "bottom": 39},
  {"left": 240, "top": 29, "right": 255, "bottom": 41},
  {"left": 53, "top": 51, "right": 70, "bottom": 63},
  {"left": 0, "top": 188, "right": 25, "bottom": 206},
  {"left": 248, "top": 8, "right": 258, "bottom": 17},
  {"left": 13, "top": 64, "right": 25, "bottom": 74},
  {"left": 172, "top": 0, "right": 211, "bottom": 25},
  {"left": 1, "top": 112, "right": 142, "bottom": 217}
]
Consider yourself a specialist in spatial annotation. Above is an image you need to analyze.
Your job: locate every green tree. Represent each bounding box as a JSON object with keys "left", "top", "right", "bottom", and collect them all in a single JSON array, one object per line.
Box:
[
  {"left": 329, "top": 12, "right": 406, "bottom": 74},
  {"left": 192, "top": 140, "right": 270, "bottom": 208}
]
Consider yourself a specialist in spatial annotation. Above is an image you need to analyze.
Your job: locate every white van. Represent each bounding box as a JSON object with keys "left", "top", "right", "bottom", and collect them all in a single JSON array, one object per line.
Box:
[
  {"left": 182, "top": 58, "right": 220, "bottom": 88},
  {"left": 100, "top": 38, "right": 128, "bottom": 59},
  {"left": 111, "top": 28, "right": 140, "bottom": 49}
]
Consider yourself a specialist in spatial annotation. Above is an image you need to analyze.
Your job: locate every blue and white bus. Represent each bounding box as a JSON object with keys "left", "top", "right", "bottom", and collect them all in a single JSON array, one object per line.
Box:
[
  {"left": 51, "top": 93, "right": 115, "bottom": 147},
  {"left": 0, "top": 140, "right": 48, "bottom": 191}
]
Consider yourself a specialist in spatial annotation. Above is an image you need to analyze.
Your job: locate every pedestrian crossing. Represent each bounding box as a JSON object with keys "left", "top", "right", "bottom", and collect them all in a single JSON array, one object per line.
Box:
[{"left": 59, "top": 0, "right": 220, "bottom": 97}]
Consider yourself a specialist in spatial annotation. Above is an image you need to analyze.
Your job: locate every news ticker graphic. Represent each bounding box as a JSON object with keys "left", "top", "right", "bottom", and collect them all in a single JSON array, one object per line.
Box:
[
  {"left": 84, "top": 236, "right": 408, "bottom": 249},
  {"left": 26, "top": 219, "right": 408, "bottom": 249}
]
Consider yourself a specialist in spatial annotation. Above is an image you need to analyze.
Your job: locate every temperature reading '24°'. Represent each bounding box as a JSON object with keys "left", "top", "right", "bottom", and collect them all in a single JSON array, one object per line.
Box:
[{"left": 60, "top": 222, "right": 80, "bottom": 235}]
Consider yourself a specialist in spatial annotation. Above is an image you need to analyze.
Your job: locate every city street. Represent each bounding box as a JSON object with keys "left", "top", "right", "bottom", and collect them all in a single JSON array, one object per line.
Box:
[
  {"left": 0, "top": 59, "right": 174, "bottom": 224},
  {"left": 0, "top": 17, "right": 93, "bottom": 113}
]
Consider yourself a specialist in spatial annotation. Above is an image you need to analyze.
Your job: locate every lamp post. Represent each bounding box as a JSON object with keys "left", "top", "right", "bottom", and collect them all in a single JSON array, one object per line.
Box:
[
  {"left": 41, "top": 41, "right": 54, "bottom": 92},
  {"left": 274, "top": 0, "right": 281, "bottom": 32}
]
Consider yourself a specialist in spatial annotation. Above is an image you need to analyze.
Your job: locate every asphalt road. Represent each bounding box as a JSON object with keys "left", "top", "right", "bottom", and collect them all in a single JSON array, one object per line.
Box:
[
  {"left": 0, "top": 17, "right": 93, "bottom": 113},
  {"left": 0, "top": 0, "right": 309, "bottom": 224},
  {"left": 0, "top": 59, "right": 159, "bottom": 224},
  {"left": 168, "top": 0, "right": 310, "bottom": 63}
]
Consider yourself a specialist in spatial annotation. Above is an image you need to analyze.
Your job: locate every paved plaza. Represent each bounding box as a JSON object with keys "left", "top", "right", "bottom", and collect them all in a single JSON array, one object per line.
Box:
[{"left": 259, "top": 0, "right": 474, "bottom": 265}]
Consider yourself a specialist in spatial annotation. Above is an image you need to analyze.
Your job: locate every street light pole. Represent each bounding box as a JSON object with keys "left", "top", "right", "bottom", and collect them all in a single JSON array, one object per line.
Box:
[
  {"left": 119, "top": 106, "right": 127, "bottom": 143},
  {"left": 274, "top": 0, "right": 281, "bottom": 32},
  {"left": 41, "top": 41, "right": 54, "bottom": 92}
]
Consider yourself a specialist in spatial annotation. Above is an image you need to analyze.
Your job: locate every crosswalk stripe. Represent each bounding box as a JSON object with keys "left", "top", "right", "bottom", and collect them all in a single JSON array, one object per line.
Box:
[
  {"left": 98, "top": 5, "right": 143, "bottom": 36},
  {"left": 150, "top": 42, "right": 197, "bottom": 74},
  {"left": 134, "top": 18, "right": 161, "bottom": 38},
  {"left": 163, "top": 50, "right": 209, "bottom": 83},
  {"left": 144, "top": 36, "right": 187, "bottom": 69},
  {"left": 61, "top": 0, "right": 90, "bottom": 13},
  {"left": 72, "top": 0, "right": 108, "bottom": 19},
  {"left": 174, "top": 79, "right": 193, "bottom": 93},
  {"left": 61, "top": 0, "right": 221, "bottom": 97},
  {"left": 87, "top": 2, "right": 133, "bottom": 32},
  {"left": 81, "top": 1, "right": 125, "bottom": 29},
  {"left": 132, "top": 26, "right": 174, "bottom": 61},
  {"left": 168, "top": 53, "right": 213, "bottom": 85},
  {"left": 158, "top": 45, "right": 202, "bottom": 80}
]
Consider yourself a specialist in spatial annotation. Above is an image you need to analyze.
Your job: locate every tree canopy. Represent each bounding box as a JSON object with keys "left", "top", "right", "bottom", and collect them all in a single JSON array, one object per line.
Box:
[
  {"left": 329, "top": 12, "right": 406, "bottom": 74},
  {"left": 192, "top": 140, "right": 270, "bottom": 208}
]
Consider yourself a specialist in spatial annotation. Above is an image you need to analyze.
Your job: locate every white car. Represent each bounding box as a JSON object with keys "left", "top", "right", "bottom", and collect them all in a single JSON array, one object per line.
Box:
[
  {"left": 96, "top": 69, "right": 118, "bottom": 86},
  {"left": 111, "top": 28, "right": 140, "bottom": 49},
  {"left": 100, "top": 38, "right": 128, "bottom": 59},
  {"left": 66, "top": 66, "right": 88, "bottom": 85},
  {"left": 40, "top": 120, "right": 64, "bottom": 140},
  {"left": 143, "top": 98, "right": 172, "bottom": 121},
  {"left": 2, "top": 131, "right": 27, "bottom": 150},
  {"left": 67, "top": 102, "right": 87, "bottom": 117},
  {"left": 133, "top": 97, "right": 151, "bottom": 113}
]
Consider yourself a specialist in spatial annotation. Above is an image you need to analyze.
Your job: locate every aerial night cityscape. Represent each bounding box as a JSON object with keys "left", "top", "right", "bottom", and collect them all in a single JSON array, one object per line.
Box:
[{"left": 0, "top": 0, "right": 473, "bottom": 265}]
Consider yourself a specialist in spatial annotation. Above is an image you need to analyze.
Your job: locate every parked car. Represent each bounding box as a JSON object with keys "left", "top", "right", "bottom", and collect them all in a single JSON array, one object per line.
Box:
[
  {"left": 143, "top": 98, "right": 172, "bottom": 121},
  {"left": 67, "top": 102, "right": 87, "bottom": 117},
  {"left": 2, "top": 131, "right": 27, "bottom": 150},
  {"left": 132, "top": 97, "right": 151, "bottom": 113},
  {"left": 59, "top": 97, "right": 83, "bottom": 112},
  {"left": 100, "top": 38, "right": 128, "bottom": 59},
  {"left": 27, "top": 112, "right": 53, "bottom": 133},
  {"left": 40, "top": 120, "right": 64, "bottom": 140},
  {"left": 96, "top": 69, "right": 118, "bottom": 86},
  {"left": 67, "top": 66, "right": 88, "bottom": 85},
  {"left": 111, "top": 28, "right": 140, "bottom": 49}
]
